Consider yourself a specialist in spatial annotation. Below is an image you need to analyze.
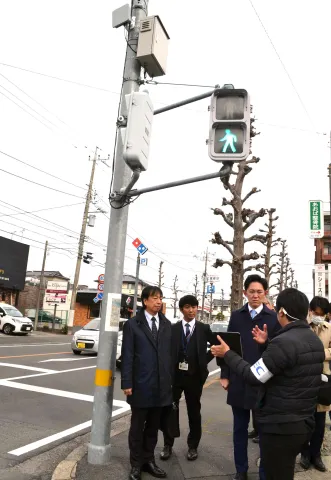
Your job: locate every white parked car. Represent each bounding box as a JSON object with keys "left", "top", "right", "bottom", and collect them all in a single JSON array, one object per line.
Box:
[
  {"left": 0, "top": 303, "right": 34, "bottom": 335},
  {"left": 71, "top": 317, "right": 126, "bottom": 368}
]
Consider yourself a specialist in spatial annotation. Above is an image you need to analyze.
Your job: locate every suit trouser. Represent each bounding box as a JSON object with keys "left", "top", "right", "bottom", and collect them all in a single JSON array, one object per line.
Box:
[
  {"left": 232, "top": 407, "right": 265, "bottom": 479},
  {"left": 129, "top": 406, "right": 161, "bottom": 467},
  {"left": 260, "top": 432, "right": 310, "bottom": 480},
  {"left": 301, "top": 411, "right": 326, "bottom": 459},
  {"left": 163, "top": 376, "right": 203, "bottom": 449}
]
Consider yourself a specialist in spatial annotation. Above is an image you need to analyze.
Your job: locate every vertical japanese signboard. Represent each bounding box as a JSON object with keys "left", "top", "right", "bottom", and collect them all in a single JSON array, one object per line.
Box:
[
  {"left": 309, "top": 201, "right": 324, "bottom": 239},
  {"left": 314, "top": 264, "right": 325, "bottom": 297}
]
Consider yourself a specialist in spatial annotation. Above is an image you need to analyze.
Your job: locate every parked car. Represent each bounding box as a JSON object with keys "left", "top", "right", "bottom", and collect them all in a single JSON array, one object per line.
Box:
[
  {"left": 0, "top": 303, "right": 33, "bottom": 335},
  {"left": 27, "top": 309, "right": 64, "bottom": 324},
  {"left": 71, "top": 317, "right": 127, "bottom": 368}
]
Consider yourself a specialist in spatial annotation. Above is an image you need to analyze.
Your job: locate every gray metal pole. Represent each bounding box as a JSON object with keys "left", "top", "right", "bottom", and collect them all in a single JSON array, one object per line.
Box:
[
  {"left": 34, "top": 240, "right": 48, "bottom": 331},
  {"left": 68, "top": 147, "right": 98, "bottom": 332},
  {"left": 133, "top": 254, "right": 140, "bottom": 316},
  {"left": 88, "top": 0, "right": 148, "bottom": 465},
  {"left": 209, "top": 283, "right": 213, "bottom": 323}
]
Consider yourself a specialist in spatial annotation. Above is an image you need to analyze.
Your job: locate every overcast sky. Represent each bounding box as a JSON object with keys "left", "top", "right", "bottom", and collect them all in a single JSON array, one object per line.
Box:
[{"left": 1, "top": 0, "right": 330, "bottom": 305}]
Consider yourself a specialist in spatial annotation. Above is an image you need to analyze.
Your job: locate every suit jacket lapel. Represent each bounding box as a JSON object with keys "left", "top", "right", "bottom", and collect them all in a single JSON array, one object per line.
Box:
[{"left": 137, "top": 311, "right": 157, "bottom": 350}]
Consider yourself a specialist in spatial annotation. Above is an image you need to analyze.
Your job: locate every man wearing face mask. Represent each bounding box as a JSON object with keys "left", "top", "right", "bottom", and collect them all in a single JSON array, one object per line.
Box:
[{"left": 300, "top": 296, "right": 331, "bottom": 472}]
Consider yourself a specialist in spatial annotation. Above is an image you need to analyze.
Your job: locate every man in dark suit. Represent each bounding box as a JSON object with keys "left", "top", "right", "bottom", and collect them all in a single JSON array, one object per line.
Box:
[
  {"left": 220, "top": 274, "right": 280, "bottom": 480},
  {"left": 160, "top": 295, "right": 214, "bottom": 462},
  {"left": 121, "top": 286, "right": 172, "bottom": 480}
]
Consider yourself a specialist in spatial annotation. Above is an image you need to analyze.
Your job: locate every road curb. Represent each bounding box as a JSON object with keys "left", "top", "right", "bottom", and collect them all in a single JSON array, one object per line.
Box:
[{"left": 51, "top": 372, "right": 220, "bottom": 480}]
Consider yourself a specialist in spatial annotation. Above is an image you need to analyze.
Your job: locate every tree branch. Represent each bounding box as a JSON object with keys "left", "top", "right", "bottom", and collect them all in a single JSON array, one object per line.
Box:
[
  {"left": 211, "top": 232, "right": 234, "bottom": 257},
  {"left": 244, "top": 234, "right": 267, "bottom": 244},
  {"left": 246, "top": 156, "right": 260, "bottom": 165},
  {"left": 211, "top": 208, "right": 234, "bottom": 228},
  {"left": 241, "top": 251, "right": 260, "bottom": 262},
  {"left": 222, "top": 197, "right": 234, "bottom": 207},
  {"left": 242, "top": 187, "right": 261, "bottom": 204},
  {"left": 213, "top": 259, "right": 233, "bottom": 269},
  {"left": 244, "top": 263, "right": 265, "bottom": 274},
  {"left": 243, "top": 208, "right": 266, "bottom": 231}
]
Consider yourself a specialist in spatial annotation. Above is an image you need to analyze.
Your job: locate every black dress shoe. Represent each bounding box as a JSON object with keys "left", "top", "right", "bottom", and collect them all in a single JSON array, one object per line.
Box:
[
  {"left": 142, "top": 461, "right": 167, "bottom": 478},
  {"left": 312, "top": 455, "right": 326, "bottom": 472},
  {"left": 187, "top": 448, "right": 198, "bottom": 461},
  {"left": 160, "top": 445, "right": 172, "bottom": 461},
  {"left": 248, "top": 429, "right": 258, "bottom": 439},
  {"left": 233, "top": 473, "right": 248, "bottom": 480},
  {"left": 252, "top": 436, "right": 259, "bottom": 444},
  {"left": 300, "top": 455, "right": 311, "bottom": 470},
  {"left": 129, "top": 466, "right": 141, "bottom": 480}
]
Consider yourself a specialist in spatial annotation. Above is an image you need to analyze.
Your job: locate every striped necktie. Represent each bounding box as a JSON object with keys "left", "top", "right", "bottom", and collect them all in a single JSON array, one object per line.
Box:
[{"left": 151, "top": 317, "right": 158, "bottom": 341}]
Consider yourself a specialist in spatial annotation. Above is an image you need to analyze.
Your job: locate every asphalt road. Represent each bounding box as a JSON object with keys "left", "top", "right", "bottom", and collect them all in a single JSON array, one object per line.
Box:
[
  {"left": 0, "top": 331, "right": 126, "bottom": 468},
  {"left": 0, "top": 330, "right": 220, "bottom": 469}
]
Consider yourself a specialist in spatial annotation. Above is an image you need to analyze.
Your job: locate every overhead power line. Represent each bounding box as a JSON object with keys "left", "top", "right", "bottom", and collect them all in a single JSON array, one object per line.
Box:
[
  {"left": 0, "top": 150, "right": 87, "bottom": 191},
  {"left": 248, "top": 0, "right": 315, "bottom": 128},
  {"left": 0, "top": 166, "right": 85, "bottom": 199}
]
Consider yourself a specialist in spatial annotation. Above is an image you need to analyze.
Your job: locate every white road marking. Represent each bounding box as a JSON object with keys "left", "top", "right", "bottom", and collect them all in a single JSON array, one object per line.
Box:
[
  {"left": 0, "top": 362, "right": 57, "bottom": 373},
  {"left": 38, "top": 357, "right": 96, "bottom": 363},
  {"left": 208, "top": 368, "right": 220, "bottom": 377},
  {"left": 0, "top": 343, "right": 71, "bottom": 348},
  {"left": 8, "top": 404, "right": 130, "bottom": 457},
  {"left": 2, "top": 364, "right": 97, "bottom": 382},
  {"left": 0, "top": 379, "right": 127, "bottom": 407}
]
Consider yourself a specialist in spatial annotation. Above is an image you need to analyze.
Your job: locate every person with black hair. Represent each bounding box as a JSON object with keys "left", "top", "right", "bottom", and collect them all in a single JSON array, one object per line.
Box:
[
  {"left": 300, "top": 296, "right": 331, "bottom": 472},
  {"left": 160, "top": 295, "right": 214, "bottom": 462},
  {"left": 121, "top": 286, "right": 172, "bottom": 480},
  {"left": 211, "top": 288, "right": 325, "bottom": 480},
  {"left": 219, "top": 274, "right": 280, "bottom": 480}
]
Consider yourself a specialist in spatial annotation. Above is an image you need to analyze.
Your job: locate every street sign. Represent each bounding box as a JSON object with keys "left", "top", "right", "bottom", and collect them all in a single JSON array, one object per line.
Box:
[
  {"left": 207, "top": 284, "right": 216, "bottom": 294},
  {"left": 140, "top": 257, "right": 148, "bottom": 266},
  {"left": 98, "top": 274, "right": 105, "bottom": 283},
  {"left": 314, "top": 264, "right": 325, "bottom": 297},
  {"left": 137, "top": 243, "right": 148, "bottom": 255},
  {"left": 309, "top": 200, "right": 324, "bottom": 238},
  {"left": 97, "top": 292, "right": 104, "bottom": 300},
  {"left": 132, "top": 238, "right": 142, "bottom": 248},
  {"left": 93, "top": 296, "right": 99, "bottom": 303},
  {"left": 208, "top": 275, "right": 220, "bottom": 282},
  {"left": 97, "top": 283, "right": 104, "bottom": 292}
]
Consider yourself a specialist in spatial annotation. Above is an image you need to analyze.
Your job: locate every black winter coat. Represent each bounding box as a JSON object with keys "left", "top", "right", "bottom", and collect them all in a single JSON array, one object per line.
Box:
[
  {"left": 121, "top": 311, "right": 173, "bottom": 408},
  {"left": 221, "top": 304, "right": 281, "bottom": 409},
  {"left": 224, "top": 320, "right": 325, "bottom": 429}
]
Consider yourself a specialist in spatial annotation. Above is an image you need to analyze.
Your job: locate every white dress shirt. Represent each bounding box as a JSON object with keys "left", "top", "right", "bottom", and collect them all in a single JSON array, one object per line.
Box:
[
  {"left": 145, "top": 311, "right": 159, "bottom": 331},
  {"left": 248, "top": 304, "right": 263, "bottom": 316},
  {"left": 182, "top": 318, "right": 196, "bottom": 336}
]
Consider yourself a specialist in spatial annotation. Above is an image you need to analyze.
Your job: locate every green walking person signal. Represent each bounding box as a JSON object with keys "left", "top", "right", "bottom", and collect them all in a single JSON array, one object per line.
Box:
[{"left": 219, "top": 129, "right": 237, "bottom": 153}]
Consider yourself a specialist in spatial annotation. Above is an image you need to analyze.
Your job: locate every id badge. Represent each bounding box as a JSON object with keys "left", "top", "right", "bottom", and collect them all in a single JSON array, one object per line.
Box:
[{"left": 179, "top": 361, "right": 189, "bottom": 371}]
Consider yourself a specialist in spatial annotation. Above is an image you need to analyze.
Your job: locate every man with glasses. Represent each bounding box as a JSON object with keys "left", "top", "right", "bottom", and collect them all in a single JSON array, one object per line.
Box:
[{"left": 219, "top": 274, "right": 280, "bottom": 480}]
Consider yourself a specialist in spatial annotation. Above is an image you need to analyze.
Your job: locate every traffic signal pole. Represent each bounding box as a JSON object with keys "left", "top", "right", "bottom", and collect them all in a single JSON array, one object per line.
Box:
[{"left": 88, "top": 0, "right": 149, "bottom": 465}]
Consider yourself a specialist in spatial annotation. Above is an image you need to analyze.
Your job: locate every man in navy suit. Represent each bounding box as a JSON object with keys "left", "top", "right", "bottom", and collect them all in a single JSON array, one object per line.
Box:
[
  {"left": 220, "top": 274, "right": 280, "bottom": 480},
  {"left": 121, "top": 286, "right": 173, "bottom": 480}
]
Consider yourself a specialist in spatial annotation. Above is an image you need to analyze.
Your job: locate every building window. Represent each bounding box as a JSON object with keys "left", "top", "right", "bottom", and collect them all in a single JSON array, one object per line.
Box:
[
  {"left": 325, "top": 215, "right": 331, "bottom": 232},
  {"left": 323, "top": 242, "right": 331, "bottom": 255}
]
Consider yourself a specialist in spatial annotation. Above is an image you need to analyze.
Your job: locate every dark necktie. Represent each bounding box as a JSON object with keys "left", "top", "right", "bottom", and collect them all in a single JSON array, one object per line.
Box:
[
  {"left": 185, "top": 323, "right": 191, "bottom": 343},
  {"left": 151, "top": 316, "right": 158, "bottom": 341}
]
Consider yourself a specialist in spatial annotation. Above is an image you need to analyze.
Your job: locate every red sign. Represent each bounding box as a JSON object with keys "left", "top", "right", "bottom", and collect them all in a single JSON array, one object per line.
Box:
[{"left": 132, "top": 238, "right": 142, "bottom": 248}]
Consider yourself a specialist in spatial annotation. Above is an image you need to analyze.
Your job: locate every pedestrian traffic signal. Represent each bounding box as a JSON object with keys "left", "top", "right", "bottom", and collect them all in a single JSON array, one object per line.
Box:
[{"left": 208, "top": 88, "right": 250, "bottom": 162}]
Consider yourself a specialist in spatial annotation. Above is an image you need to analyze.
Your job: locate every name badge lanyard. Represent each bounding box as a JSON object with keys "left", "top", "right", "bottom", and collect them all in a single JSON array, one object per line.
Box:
[{"left": 182, "top": 325, "right": 195, "bottom": 361}]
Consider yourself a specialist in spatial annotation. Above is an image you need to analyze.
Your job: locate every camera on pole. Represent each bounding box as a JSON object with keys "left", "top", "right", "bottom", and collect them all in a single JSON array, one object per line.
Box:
[{"left": 208, "top": 88, "right": 250, "bottom": 162}]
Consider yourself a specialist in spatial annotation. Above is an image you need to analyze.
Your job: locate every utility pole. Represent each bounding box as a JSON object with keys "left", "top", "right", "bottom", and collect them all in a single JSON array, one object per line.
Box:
[
  {"left": 133, "top": 253, "right": 140, "bottom": 316},
  {"left": 158, "top": 261, "right": 164, "bottom": 288},
  {"left": 172, "top": 275, "right": 179, "bottom": 318},
  {"left": 34, "top": 240, "right": 48, "bottom": 331},
  {"left": 209, "top": 282, "right": 214, "bottom": 323},
  {"left": 221, "top": 288, "right": 224, "bottom": 319},
  {"left": 201, "top": 248, "right": 208, "bottom": 322},
  {"left": 68, "top": 147, "right": 98, "bottom": 332},
  {"left": 88, "top": 1, "right": 149, "bottom": 465}
]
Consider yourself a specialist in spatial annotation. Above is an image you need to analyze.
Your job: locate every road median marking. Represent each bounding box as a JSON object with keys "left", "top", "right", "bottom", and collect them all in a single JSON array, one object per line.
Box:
[
  {"left": 0, "top": 362, "right": 57, "bottom": 373},
  {"left": 0, "top": 351, "right": 70, "bottom": 359}
]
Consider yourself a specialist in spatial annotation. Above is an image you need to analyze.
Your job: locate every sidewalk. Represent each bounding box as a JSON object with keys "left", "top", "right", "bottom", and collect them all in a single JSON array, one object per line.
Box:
[{"left": 52, "top": 378, "right": 331, "bottom": 480}]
